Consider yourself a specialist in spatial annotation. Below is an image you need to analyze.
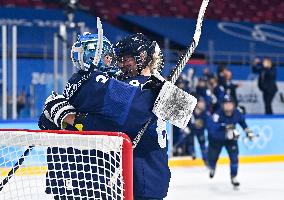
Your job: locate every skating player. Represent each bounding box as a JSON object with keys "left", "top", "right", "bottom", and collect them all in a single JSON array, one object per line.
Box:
[
  {"left": 207, "top": 95, "right": 254, "bottom": 188},
  {"left": 186, "top": 97, "right": 209, "bottom": 164}
]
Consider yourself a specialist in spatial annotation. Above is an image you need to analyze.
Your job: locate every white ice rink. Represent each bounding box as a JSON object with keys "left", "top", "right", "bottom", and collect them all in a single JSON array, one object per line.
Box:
[
  {"left": 165, "top": 162, "right": 284, "bottom": 200},
  {"left": 1, "top": 162, "right": 283, "bottom": 199}
]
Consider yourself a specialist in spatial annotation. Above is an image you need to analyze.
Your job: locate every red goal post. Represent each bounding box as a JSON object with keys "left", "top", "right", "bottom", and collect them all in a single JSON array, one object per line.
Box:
[{"left": 0, "top": 129, "right": 133, "bottom": 200}]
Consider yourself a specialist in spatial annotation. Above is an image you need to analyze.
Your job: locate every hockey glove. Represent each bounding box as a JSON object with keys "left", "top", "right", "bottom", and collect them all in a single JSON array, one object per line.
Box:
[
  {"left": 142, "top": 72, "right": 165, "bottom": 95},
  {"left": 44, "top": 92, "right": 76, "bottom": 129},
  {"left": 225, "top": 124, "right": 239, "bottom": 140},
  {"left": 225, "top": 124, "right": 235, "bottom": 131},
  {"left": 245, "top": 128, "right": 254, "bottom": 141},
  {"left": 38, "top": 112, "right": 61, "bottom": 130}
]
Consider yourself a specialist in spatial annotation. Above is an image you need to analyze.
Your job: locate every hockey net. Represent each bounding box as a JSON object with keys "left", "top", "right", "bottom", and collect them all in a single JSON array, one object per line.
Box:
[{"left": 0, "top": 129, "right": 133, "bottom": 200}]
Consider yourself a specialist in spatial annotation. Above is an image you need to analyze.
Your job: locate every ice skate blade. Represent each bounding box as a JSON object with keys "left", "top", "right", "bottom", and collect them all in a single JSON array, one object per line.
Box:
[{"left": 233, "top": 185, "right": 240, "bottom": 191}]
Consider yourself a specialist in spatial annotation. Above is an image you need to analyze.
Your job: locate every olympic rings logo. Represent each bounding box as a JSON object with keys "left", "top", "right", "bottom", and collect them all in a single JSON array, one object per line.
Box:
[
  {"left": 218, "top": 22, "right": 284, "bottom": 48},
  {"left": 242, "top": 125, "right": 273, "bottom": 149}
]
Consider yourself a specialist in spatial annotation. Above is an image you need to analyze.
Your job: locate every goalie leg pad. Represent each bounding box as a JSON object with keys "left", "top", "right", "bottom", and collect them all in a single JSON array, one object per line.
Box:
[{"left": 152, "top": 81, "right": 197, "bottom": 129}]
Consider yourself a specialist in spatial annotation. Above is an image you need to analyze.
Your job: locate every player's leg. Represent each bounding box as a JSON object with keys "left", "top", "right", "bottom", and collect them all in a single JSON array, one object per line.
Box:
[
  {"left": 186, "top": 132, "right": 196, "bottom": 159},
  {"left": 225, "top": 140, "right": 240, "bottom": 187},
  {"left": 197, "top": 132, "right": 208, "bottom": 165},
  {"left": 207, "top": 138, "right": 223, "bottom": 178},
  {"left": 173, "top": 127, "right": 187, "bottom": 156}
]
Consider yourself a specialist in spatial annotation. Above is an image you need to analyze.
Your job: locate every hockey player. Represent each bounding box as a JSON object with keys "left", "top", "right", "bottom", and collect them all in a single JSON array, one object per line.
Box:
[
  {"left": 42, "top": 32, "right": 160, "bottom": 131},
  {"left": 186, "top": 97, "right": 209, "bottom": 163},
  {"left": 208, "top": 75, "right": 225, "bottom": 112},
  {"left": 40, "top": 33, "right": 195, "bottom": 200},
  {"left": 114, "top": 34, "right": 171, "bottom": 200},
  {"left": 39, "top": 32, "right": 160, "bottom": 200},
  {"left": 195, "top": 77, "right": 215, "bottom": 112},
  {"left": 172, "top": 97, "right": 209, "bottom": 163},
  {"left": 207, "top": 95, "right": 254, "bottom": 188}
]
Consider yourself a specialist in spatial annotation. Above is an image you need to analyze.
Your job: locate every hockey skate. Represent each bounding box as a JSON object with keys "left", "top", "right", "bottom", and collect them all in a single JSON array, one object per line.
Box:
[
  {"left": 231, "top": 176, "right": 240, "bottom": 190},
  {"left": 209, "top": 168, "right": 215, "bottom": 178}
]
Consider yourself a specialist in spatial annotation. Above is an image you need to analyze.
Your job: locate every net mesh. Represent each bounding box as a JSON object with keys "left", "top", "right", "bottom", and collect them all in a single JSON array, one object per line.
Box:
[{"left": 0, "top": 130, "right": 131, "bottom": 200}]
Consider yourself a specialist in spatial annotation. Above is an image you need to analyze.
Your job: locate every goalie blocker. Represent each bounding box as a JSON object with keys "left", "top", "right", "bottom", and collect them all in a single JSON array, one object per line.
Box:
[{"left": 152, "top": 81, "right": 197, "bottom": 129}]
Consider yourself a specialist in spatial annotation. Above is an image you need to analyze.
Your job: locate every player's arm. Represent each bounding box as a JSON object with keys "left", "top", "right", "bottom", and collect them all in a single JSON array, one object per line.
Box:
[
  {"left": 237, "top": 110, "right": 254, "bottom": 140},
  {"left": 68, "top": 70, "right": 157, "bottom": 126},
  {"left": 67, "top": 70, "right": 196, "bottom": 129},
  {"left": 39, "top": 71, "right": 155, "bottom": 131},
  {"left": 38, "top": 93, "right": 76, "bottom": 130},
  {"left": 205, "top": 112, "right": 224, "bottom": 133},
  {"left": 251, "top": 58, "right": 262, "bottom": 74}
]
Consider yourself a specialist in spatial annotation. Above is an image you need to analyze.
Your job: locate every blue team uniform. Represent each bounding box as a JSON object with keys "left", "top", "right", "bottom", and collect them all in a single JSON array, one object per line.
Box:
[
  {"left": 46, "top": 71, "right": 170, "bottom": 200},
  {"left": 212, "top": 86, "right": 225, "bottom": 112},
  {"left": 186, "top": 111, "right": 210, "bottom": 162},
  {"left": 196, "top": 87, "right": 214, "bottom": 112},
  {"left": 207, "top": 108, "right": 248, "bottom": 177}
]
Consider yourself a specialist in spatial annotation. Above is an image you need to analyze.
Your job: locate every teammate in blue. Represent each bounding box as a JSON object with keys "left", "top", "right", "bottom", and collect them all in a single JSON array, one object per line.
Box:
[
  {"left": 186, "top": 97, "right": 209, "bottom": 164},
  {"left": 40, "top": 33, "right": 191, "bottom": 200},
  {"left": 195, "top": 77, "right": 215, "bottom": 112},
  {"left": 208, "top": 76, "right": 225, "bottom": 112},
  {"left": 114, "top": 34, "right": 170, "bottom": 200},
  {"left": 207, "top": 95, "right": 254, "bottom": 188}
]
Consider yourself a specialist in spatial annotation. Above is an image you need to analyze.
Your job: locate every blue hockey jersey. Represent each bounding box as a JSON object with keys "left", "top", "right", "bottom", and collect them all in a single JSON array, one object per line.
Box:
[
  {"left": 188, "top": 110, "right": 211, "bottom": 135},
  {"left": 207, "top": 108, "right": 248, "bottom": 141},
  {"left": 46, "top": 71, "right": 170, "bottom": 199},
  {"left": 64, "top": 70, "right": 156, "bottom": 128}
]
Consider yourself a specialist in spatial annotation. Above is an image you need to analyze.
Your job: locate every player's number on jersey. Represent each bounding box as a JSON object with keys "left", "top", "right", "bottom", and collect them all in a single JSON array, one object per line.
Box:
[
  {"left": 156, "top": 118, "right": 167, "bottom": 149},
  {"left": 129, "top": 79, "right": 167, "bottom": 148},
  {"left": 128, "top": 80, "right": 140, "bottom": 87},
  {"left": 96, "top": 75, "right": 109, "bottom": 83},
  {"left": 213, "top": 113, "right": 220, "bottom": 123}
]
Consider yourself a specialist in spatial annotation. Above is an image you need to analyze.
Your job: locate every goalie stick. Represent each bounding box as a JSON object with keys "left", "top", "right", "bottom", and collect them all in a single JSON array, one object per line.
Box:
[
  {"left": 64, "top": 17, "right": 103, "bottom": 100},
  {"left": 0, "top": 144, "right": 34, "bottom": 192},
  {"left": 132, "top": 0, "right": 210, "bottom": 149},
  {"left": 242, "top": 134, "right": 260, "bottom": 149}
]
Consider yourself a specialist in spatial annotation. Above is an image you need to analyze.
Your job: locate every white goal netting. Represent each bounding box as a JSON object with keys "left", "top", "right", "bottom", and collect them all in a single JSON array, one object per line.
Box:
[{"left": 0, "top": 130, "right": 133, "bottom": 200}]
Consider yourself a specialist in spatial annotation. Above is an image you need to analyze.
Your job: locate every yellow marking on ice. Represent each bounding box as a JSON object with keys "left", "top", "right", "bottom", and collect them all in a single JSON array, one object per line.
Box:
[
  {"left": 75, "top": 123, "right": 84, "bottom": 131},
  {"left": 1, "top": 155, "right": 283, "bottom": 176},
  {"left": 0, "top": 166, "right": 48, "bottom": 176},
  {"left": 169, "top": 155, "right": 284, "bottom": 167}
]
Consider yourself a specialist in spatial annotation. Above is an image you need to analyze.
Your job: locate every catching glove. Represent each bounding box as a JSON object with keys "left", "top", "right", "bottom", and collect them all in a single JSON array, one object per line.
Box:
[{"left": 142, "top": 72, "right": 165, "bottom": 95}]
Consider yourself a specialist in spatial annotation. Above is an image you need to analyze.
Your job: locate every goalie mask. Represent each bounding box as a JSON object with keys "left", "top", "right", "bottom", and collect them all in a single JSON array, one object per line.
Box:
[
  {"left": 114, "top": 33, "right": 164, "bottom": 79},
  {"left": 71, "top": 32, "right": 119, "bottom": 75}
]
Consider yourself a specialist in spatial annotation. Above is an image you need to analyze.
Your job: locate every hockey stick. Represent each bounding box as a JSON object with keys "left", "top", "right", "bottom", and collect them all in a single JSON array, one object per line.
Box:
[
  {"left": 0, "top": 145, "right": 34, "bottom": 192},
  {"left": 132, "top": 0, "right": 210, "bottom": 149},
  {"left": 242, "top": 134, "right": 260, "bottom": 149}
]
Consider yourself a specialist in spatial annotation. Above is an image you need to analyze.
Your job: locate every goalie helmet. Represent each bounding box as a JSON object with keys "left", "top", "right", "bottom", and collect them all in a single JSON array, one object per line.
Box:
[
  {"left": 71, "top": 32, "right": 117, "bottom": 72},
  {"left": 114, "top": 33, "right": 164, "bottom": 78}
]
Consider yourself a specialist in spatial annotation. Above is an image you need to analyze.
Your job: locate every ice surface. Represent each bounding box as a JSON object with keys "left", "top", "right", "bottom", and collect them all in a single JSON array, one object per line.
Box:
[
  {"left": 1, "top": 163, "right": 283, "bottom": 199},
  {"left": 165, "top": 162, "right": 284, "bottom": 200}
]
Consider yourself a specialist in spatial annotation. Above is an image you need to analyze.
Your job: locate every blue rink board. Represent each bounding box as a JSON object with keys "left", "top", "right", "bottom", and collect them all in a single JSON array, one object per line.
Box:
[
  {"left": 181, "top": 116, "right": 284, "bottom": 158},
  {"left": 0, "top": 116, "right": 283, "bottom": 167}
]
